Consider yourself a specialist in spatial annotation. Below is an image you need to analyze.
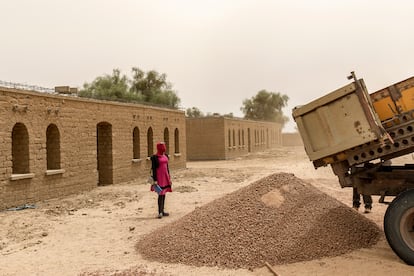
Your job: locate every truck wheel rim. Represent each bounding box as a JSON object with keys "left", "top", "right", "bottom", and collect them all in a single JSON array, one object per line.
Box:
[{"left": 400, "top": 206, "right": 414, "bottom": 251}]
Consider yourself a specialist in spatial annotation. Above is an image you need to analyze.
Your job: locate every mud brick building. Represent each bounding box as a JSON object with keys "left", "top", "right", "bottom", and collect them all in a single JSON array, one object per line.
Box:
[
  {"left": 186, "top": 116, "right": 282, "bottom": 160},
  {"left": 0, "top": 86, "right": 186, "bottom": 209},
  {"left": 282, "top": 132, "right": 303, "bottom": 146}
]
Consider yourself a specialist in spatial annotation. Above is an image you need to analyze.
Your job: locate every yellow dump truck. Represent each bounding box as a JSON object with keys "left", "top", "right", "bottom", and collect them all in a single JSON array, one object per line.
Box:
[{"left": 293, "top": 72, "right": 414, "bottom": 265}]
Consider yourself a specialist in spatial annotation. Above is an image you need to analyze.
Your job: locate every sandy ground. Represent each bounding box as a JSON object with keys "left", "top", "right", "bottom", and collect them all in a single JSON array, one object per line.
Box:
[{"left": 1, "top": 146, "right": 414, "bottom": 276}]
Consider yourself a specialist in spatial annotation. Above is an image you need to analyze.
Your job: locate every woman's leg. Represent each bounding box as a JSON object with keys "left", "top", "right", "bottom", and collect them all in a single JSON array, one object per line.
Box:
[
  {"left": 161, "top": 195, "right": 169, "bottom": 216},
  {"left": 158, "top": 195, "right": 164, "bottom": 218}
]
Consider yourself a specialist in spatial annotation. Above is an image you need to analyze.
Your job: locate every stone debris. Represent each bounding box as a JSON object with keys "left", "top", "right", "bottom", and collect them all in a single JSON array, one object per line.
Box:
[
  {"left": 136, "top": 173, "right": 380, "bottom": 270},
  {"left": 79, "top": 264, "right": 169, "bottom": 276}
]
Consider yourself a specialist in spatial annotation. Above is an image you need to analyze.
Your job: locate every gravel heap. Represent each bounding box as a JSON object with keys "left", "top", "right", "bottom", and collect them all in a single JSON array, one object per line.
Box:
[{"left": 136, "top": 173, "right": 380, "bottom": 270}]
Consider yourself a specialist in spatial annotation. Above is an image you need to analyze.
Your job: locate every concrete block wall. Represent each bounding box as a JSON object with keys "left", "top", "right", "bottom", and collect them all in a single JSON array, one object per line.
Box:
[{"left": 0, "top": 87, "right": 186, "bottom": 209}]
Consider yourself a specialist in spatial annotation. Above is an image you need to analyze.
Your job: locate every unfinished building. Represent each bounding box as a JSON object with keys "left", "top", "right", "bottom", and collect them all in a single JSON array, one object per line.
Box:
[
  {"left": 186, "top": 116, "right": 282, "bottom": 160},
  {"left": 0, "top": 86, "right": 186, "bottom": 209}
]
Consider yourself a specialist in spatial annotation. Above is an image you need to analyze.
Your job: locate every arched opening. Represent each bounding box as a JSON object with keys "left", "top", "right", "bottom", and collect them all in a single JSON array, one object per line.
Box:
[
  {"left": 232, "top": 129, "right": 236, "bottom": 147},
  {"left": 174, "top": 128, "right": 180, "bottom": 153},
  {"left": 228, "top": 129, "right": 231, "bottom": 147},
  {"left": 254, "top": 130, "right": 257, "bottom": 145},
  {"left": 97, "top": 122, "right": 113, "bottom": 186},
  {"left": 247, "top": 128, "right": 251, "bottom": 152},
  {"left": 133, "top": 127, "right": 140, "bottom": 159},
  {"left": 164, "top": 127, "right": 170, "bottom": 154},
  {"left": 12, "top": 123, "right": 30, "bottom": 174},
  {"left": 266, "top": 129, "right": 269, "bottom": 147},
  {"left": 46, "top": 124, "right": 61, "bottom": 170},
  {"left": 147, "top": 127, "right": 153, "bottom": 157}
]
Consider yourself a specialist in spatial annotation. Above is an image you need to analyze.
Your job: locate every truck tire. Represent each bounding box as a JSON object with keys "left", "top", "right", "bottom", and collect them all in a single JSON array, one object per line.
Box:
[{"left": 384, "top": 189, "right": 414, "bottom": 265}]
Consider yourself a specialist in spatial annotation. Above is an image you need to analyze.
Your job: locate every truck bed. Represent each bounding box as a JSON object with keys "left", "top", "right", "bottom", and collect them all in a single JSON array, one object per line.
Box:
[{"left": 293, "top": 74, "right": 414, "bottom": 169}]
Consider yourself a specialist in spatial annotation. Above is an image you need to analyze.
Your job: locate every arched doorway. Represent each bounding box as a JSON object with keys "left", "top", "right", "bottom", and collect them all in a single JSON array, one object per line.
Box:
[{"left": 97, "top": 122, "right": 113, "bottom": 186}]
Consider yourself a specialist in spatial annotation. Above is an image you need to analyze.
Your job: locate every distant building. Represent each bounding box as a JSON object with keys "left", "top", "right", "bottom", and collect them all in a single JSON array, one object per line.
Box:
[
  {"left": 186, "top": 116, "right": 282, "bottom": 160},
  {"left": 0, "top": 86, "right": 186, "bottom": 209},
  {"left": 282, "top": 132, "right": 304, "bottom": 147}
]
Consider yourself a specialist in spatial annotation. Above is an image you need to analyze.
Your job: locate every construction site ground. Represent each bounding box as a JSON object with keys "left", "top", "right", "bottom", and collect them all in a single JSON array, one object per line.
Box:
[{"left": 1, "top": 146, "right": 414, "bottom": 276}]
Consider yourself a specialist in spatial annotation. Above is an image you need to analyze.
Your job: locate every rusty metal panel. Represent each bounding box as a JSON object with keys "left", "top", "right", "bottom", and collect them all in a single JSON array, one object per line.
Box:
[
  {"left": 371, "top": 76, "right": 414, "bottom": 122},
  {"left": 293, "top": 80, "right": 384, "bottom": 162}
]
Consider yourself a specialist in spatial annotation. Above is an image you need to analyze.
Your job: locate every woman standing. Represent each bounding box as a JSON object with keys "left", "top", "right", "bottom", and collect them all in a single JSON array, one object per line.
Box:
[{"left": 150, "top": 142, "right": 172, "bottom": 218}]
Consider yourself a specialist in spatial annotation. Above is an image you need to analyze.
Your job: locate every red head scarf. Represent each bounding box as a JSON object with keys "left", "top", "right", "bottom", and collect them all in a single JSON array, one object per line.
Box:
[{"left": 156, "top": 142, "right": 166, "bottom": 155}]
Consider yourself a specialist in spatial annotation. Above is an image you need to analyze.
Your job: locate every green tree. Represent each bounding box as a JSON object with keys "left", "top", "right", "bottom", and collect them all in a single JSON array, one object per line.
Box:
[
  {"left": 241, "top": 90, "right": 289, "bottom": 126},
  {"left": 130, "top": 67, "right": 180, "bottom": 108},
  {"left": 79, "top": 69, "right": 134, "bottom": 101},
  {"left": 79, "top": 67, "right": 180, "bottom": 109},
  {"left": 186, "top": 107, "right": 204, "bottom": 118}
]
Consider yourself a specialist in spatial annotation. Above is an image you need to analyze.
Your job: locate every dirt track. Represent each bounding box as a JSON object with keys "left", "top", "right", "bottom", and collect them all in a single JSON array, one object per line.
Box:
[{"left": 1, "top": 146, "right": 414, "bottom": 276}]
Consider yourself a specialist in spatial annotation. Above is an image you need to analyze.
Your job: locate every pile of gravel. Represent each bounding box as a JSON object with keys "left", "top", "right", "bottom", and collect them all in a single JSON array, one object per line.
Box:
[{"left": 136, "top": 173, "right": 380, "bottom": 270}]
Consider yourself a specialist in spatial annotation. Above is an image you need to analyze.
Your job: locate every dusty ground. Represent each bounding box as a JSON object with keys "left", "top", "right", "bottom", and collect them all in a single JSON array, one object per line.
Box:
[{"left": 1, "top": 146, "right": 414, "bottom": 276}]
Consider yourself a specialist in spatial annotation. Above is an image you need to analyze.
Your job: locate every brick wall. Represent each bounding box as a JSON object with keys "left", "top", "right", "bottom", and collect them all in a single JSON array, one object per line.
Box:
[
  {"left": 0, "top": 87, "right": 186, "bottom": 209},
  {"left": 186, "top": 117, "right": 282, "bottom": 160},
  {"left": 186, "top": 117, "right": 226, "bottom": 160},
  {"left": 282, "top": 132, "right": 304, "bottom": 146}
]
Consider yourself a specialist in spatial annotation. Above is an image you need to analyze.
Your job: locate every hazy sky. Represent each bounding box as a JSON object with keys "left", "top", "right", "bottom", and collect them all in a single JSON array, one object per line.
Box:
[{"left": 2, "top": 0, "right": 414, "bottom": 131}]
